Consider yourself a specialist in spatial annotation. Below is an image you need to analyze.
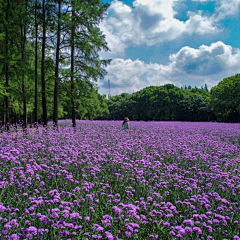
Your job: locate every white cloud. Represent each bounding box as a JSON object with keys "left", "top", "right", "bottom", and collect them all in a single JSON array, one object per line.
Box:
[
  {"left": 185, "top": 11, "right": 219, "bottom": 34},
  {"left": 170, "top": 41, "right": 240, "bottom": 74},
  {"left": 133, "top": 0, "right": 177, "bottom": 19},
  {"left": 193, "top": 0, "right": 240, "bottom": 16},
  {"left": 217, "top": 0, "right": 240, "bottom": 16},
  {"left": 99, "top": 0, "right": 220, "bottom": 57},
  {"left": 109, "top": 0, "right": 132, "bottom": 14},
  {"left": 99, "top": 42, "right": 240, "bottom": 95},
  {"left": 98, "top": 58, "right": 173, "bottom": 96},
  {"left": 99, "top": 21, "right": 127, "bottom": 59}
]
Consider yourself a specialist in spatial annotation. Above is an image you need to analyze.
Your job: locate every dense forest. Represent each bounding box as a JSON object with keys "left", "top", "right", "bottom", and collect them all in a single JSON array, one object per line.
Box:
[
  {"left": 106, "top": 74, "right": 240, "bottom": 123},
  {"left": 0, "top": 0, "right": 239, "bottom": 128},
  {"left": 0, "top": 0, "right": 110, "bottom": 129}
]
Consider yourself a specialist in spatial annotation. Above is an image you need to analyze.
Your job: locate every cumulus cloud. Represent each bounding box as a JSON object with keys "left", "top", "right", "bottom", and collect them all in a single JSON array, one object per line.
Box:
[
  {"left": 99, "top": 0, "right": 220, "bottom": 57},
  {"left": 99, "top": 42, "right": 240, "bottom": 95},
  {"left": 98, "top": 58, "right": 171, "bottom": 96},
  {"left": 170, "top": 41, "right": 240, "bottom": 74},
  {"left": 185, "top": 11, "right": 219, "bottom": 34}
]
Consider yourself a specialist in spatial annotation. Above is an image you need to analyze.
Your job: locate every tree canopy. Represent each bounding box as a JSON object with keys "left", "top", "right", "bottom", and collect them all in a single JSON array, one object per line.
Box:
[
  {"left": 106, "top": 75, "right": 240, "bottom": 123},
  {"left": 210, "top": 74, "right": 240, "bottom": 122},
  {"left": 0, "top": 0, "right": 110, "bottom": 128}
]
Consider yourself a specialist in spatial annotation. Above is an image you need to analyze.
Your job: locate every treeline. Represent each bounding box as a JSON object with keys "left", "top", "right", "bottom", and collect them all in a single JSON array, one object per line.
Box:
[
  {"left": 106, "top": 74, "right": 240, "bottom": 123},
  {"left": 0, "top": 0, "right": 110, "bottom": 129}
]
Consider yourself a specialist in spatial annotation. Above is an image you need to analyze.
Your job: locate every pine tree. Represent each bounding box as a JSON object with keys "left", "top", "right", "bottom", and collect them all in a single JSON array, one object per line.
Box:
[
  {"left": 70, "top": 1, "right": 76, "bottom": 127},
  {"left": 53, "top": 0, "right": 62, "bottom": 127},
  {"left": 41, "top": 0, "right": 47, "bottom": 126},
  {"left": 34, "top": 0, "right": 39, "bottom": 124},
  {"left": 4, "top": 0, "right": 10, "bottom": 128},
  {"left": 204, "top": 83, "right": 209, "bottom": 92},
  {"left": 64, "top": 0, "right": 111, "bottom": 127}
]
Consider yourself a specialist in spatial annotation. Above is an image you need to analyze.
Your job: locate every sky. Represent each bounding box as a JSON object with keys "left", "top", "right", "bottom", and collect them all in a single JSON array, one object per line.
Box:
[{"left": 97, "top": 0, "right": 240, "bottom": 96}]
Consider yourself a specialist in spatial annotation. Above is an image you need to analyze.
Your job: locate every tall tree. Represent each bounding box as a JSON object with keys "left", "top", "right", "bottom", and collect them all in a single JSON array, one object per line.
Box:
[
  {"left": 20, "top": 13, "right": 27, "bottom": 128},
  {"left": 204, "top": 83, "right": 209, "bottom": 92},
  {"left": 65, "top": 0, "right": 110, "bottom": 127},
  {"left": 4, "top": 0, "right": 10, "bottom": 128},
  {"left": 53, "top": 0, "right": 62, "bottom": 127},
  {"left": 41, "top": 0, "right": 47, "bottom": 126},
  {"left": 70, "top": 2, "right": 76, "bottom": 127},
  {"left": 34, "top": 0, "right": 39, "bottom": 124}
]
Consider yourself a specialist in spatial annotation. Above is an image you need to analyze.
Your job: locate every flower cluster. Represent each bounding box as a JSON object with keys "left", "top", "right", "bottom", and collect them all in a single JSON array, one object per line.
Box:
[{"left": 0, "top": 120, "right": 239, "bottom": 239}]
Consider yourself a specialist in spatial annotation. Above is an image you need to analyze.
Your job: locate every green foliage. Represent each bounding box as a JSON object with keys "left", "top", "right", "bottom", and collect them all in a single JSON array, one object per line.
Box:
[
  {"left": 106, "top": 76, "right": 239, "bottom": 123},
  {"left": 107, "top": 84, "right": 214, "bottom": 122},
  {"left": 0, "top": 0, "right": 110, "bottom": 124},
  {"left": 60, "top": 80, "right": 109, "bottom": 120},
  {"left": 210, "top": 74, "right": 240, "bottom": 122}
]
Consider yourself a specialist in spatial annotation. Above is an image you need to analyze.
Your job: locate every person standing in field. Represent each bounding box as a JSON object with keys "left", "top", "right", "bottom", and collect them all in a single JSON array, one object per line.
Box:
[{"left": 122, "top": 117, "right": 130, "bottom": 133}]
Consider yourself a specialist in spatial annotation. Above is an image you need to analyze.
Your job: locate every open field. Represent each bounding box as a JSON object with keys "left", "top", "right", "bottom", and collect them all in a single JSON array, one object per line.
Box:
[{"left": 0, "top": 120, "right": 240, "bottom": 240}]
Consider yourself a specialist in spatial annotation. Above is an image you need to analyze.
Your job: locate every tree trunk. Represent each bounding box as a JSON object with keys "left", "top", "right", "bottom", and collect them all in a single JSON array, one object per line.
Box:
[
  {"left": 21, "top": 22, "right": 27, "bottom": 129},
  {"left": 71, "top": 47, "right": 76, "bottom": 128},
  {"left": 2, "top": 100, "right": 5, "bottom": 127},
  {"left": 22, "top": 80, "right": 27, "bottom": 128},
  {"left": 71, "top": 5, "right": 76, "bottom": 128},
  {"left": 41, "top": 0, "right": 47, "bottom": 126},
  {"left": 53, "top": 1, "right": 61, "bottom": 127},
  {"left": 14, "top": 113, "right": 17, "bottom": 124},
  {"left": 34, "top": 0, "right": 38, "bottom": 125},
  {"left": 4, "top": 0, "right": 10, "bottom": 130}
]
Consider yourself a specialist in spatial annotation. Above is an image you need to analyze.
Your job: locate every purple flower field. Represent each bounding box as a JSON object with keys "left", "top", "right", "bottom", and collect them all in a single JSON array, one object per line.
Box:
[{"left": 0, "top": 120, "right": 240, "bottom": 240}]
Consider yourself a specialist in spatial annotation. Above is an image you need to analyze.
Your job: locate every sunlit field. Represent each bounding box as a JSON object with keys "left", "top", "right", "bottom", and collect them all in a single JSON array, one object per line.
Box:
[{"left": 0, "top": 120, "right": 240, "bottom": 240}]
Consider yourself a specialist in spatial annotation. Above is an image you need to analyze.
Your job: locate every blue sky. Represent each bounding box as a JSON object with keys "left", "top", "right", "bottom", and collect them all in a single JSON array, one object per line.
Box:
[{"left": 98, "top": 0, "right": 240, "bottom": 96}]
